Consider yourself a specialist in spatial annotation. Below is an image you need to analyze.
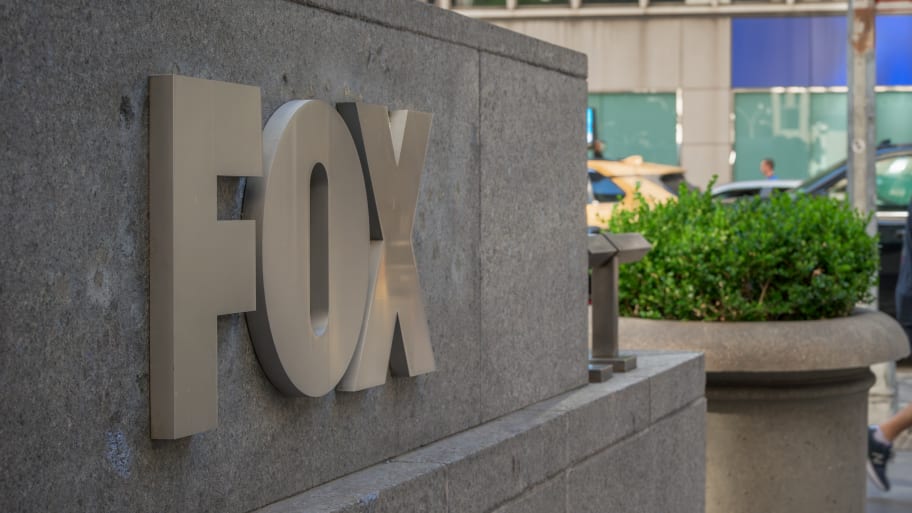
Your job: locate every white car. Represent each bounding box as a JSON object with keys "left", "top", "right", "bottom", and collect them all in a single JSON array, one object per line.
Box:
[{"left": 711, "top": 179, "right": 802, "bottom": 201}]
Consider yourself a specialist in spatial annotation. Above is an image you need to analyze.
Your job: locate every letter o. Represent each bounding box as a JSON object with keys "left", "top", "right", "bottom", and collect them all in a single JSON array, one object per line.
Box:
[{"left": 244, "top": 100, "right": 370, "bottom": 397}]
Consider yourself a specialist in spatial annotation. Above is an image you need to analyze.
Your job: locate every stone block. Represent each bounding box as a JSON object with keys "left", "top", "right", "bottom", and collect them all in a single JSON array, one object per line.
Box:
[
  {"left": 397, "top": 354, "right": 703, "bottom": 513},
  {"left": 489, "top": 473, "right": 568, "bottom": 513},
  {"left": 566, "top": 398, "right": 706, "bottom": 513},
  {"left": 478, "top": 52, "right": 590, "bottom": 422},
  {"left": 567, "top": 429, "right": 655, "bottom": 513},
  {"left": 682, "top": 89, "right": 730, "bottom": 145},
  {"left": 650, "top": 398, "right": 706, "bottom": 513},
  {"left": 643, "top": 19, "right": 682, "bottom": 91},
  {"left": 716, "top": 19, "right": 733, "bottom": 90},
  {"left": 253, "top": 461, "right": 445, "bottom": 513},
  {"left": 248, "top": 354, "right": 703, "bottom": 513},
  {"left": 586, "top": 19, "right": 643, "bottom": 91},
  {"left": 680, "top": 143, "right": 733, "bottom": 188},
  {"left": 397, "top": 408, "right": 569, "bottom": 513},
  {"left": 528, "top": 372, "right": 650, "bottom": 464},
  {"left": 681, "top": 19, "right": 730, "bottom": 90},
  {"left": 290, "top": 0, "right": 586, "bottom": 78},
  {"left": 630, "top": 351, "right": 705, "bottom": 422}
]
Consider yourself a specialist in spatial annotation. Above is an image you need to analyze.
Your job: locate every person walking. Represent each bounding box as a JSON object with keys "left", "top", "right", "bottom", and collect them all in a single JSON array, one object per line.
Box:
[
  {"left": 759, "top": 158, "right": 778, "bottom": 180},
  {"left": 869, "top": 404, "right": 912, "bottom": 490},
  {"left": 868, "top": 197, "right": 912, "bottom": 491},
  {"left": 593, "top": 139, "right": 606, "bottom": 160}
]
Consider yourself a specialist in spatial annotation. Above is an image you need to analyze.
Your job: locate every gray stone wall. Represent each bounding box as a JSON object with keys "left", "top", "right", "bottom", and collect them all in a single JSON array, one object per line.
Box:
[
  {"left": 253, "top": 353, "right": 707, "bottom": 513},
  {"left": 1, "top": 1, "right": 588, "bottom": 512}
]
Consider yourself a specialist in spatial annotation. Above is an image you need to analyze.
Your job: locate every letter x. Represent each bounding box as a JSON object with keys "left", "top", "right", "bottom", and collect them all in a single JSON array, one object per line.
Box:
[{"left": 337, "top": 103, "right": 435, "bottom": 391}]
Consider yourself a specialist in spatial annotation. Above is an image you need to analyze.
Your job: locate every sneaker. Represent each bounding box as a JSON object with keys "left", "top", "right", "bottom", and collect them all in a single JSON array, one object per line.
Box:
[{"left": 867, "top": 426, "right": 893, "bottom": 491}]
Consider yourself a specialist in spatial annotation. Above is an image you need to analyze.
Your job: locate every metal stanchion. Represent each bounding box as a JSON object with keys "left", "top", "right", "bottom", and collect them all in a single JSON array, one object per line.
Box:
[{"left": 588, "top": 232, "right": 651, "bottom": 383}]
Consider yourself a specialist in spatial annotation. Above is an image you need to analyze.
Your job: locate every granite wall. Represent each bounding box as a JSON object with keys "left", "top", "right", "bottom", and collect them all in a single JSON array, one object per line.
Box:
[
  {"left": 255, "top": 352, "right": 707, "bottom": 513},
  {"left": 1, "top": 1, "right": 589, "bottom": 511}
]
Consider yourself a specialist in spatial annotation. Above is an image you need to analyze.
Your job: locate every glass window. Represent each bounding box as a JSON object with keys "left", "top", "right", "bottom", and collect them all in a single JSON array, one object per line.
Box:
[
  {"left": 714, "top": 186, "right": 791, "bottom": 204},
  {"left": 877, "top": 92, "right": 912, "bottom": 145},
  {"left": 876, "top": 156, "right": 912, "bottom": 209},
  {"left": 714, "top": 188, "right": 761, "bottom": 202},
  {"left": 733, "top": 92, "right": 845, "bottom": 181},
  {"left": 588, "top": 171, "right": 626, "bottom": 203},
  {"left": 587, "top": 93, "right": 678, "bottom": 165},
  {"left": 733, "top": 91, "right": 912, "bottom": 181},
  {"left": 809, "top": 92, "right": 848, "bottom": 174},
  {"left": 800, "top": 154, "right": 912, "bottom": 208}
]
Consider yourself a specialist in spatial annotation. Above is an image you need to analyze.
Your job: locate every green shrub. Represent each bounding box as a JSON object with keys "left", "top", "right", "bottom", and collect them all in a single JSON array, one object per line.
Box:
[{"left": 605, "top": 184, "right": 878, "bottom": 321}]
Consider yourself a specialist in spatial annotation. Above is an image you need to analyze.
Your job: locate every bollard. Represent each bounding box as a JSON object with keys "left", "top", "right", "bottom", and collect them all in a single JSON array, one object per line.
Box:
[{"left": 587, "top": 232, "right": 651, "bottom": 382}]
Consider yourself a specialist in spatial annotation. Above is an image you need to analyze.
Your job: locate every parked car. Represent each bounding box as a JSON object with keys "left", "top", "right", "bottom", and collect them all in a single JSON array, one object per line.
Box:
[
  {"left": 798, "top": 142, "right": 912, "bottom": 317},
  {"left": 711, "top": 179, "right": 802, "bottom": 202},
  {"left": 586, "top": 156, "right": 687, "bottom": 230}
]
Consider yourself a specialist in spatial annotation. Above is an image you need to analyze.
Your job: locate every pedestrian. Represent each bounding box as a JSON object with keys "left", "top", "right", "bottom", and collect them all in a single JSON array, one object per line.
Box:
[
  {"left": 593, "top": 139, "right": 605, "bottom": 160},
  {"left": 759, "top": 158, "right": 778, "bottom": 180},
  {"left": 868, "top": 196, "right": 912, "bottom": 491},
  {"left": 868, "top": 404, "right": 912, "bottom": 490}
]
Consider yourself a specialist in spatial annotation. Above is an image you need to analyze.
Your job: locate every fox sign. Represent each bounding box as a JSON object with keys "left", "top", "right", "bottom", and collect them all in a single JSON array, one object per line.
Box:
[{"left": 149, "top": 75, "right": 435, "bottom": 439}]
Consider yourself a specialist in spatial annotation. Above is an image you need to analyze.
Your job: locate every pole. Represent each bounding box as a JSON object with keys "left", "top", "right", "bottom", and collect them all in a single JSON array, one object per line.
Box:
[
  {"left": 848, "top": 0, "right": 877, "bottom": 227},
  {"left": 848, "top": 0, "right": 895, "bottom": 404}
]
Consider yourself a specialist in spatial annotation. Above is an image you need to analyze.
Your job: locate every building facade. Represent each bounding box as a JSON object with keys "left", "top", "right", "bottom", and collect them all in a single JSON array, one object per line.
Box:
[{"left": 442, "top": 1, "right": 912, "bottom": 188}]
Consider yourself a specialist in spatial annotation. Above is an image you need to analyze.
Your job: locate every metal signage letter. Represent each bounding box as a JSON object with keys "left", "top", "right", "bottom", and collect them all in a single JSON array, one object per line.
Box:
[
  {"left": 149, "top": 76, "right": 438, "bottom": 437},
  {"left": 149, "top": 75, "right": 262, "bottom": 439},
  {"left": 337, "top": 103, "right": 436, "bottom": 391},
  {"left": 244, "top": 100, "right": 371, "bottom": 397}
]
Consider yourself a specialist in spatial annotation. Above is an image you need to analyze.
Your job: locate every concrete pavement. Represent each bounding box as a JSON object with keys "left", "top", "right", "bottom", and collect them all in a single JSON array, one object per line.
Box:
[{"left": 867, "top": 451, "right": 912, "bottom": 513}]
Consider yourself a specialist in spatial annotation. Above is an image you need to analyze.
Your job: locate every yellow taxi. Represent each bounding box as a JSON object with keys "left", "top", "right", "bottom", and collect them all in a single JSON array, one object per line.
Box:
[{"left": 586, "top": 155, "right": 686, "bottom": 229}]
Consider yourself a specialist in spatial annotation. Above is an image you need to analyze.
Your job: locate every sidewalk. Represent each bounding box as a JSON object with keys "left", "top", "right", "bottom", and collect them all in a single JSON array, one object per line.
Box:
[
  {"left": 867, "top": 451, "right": 912, "bottom": 513},
  {"left": 867, "top": 367, "right": 912, "bottom": 513}
]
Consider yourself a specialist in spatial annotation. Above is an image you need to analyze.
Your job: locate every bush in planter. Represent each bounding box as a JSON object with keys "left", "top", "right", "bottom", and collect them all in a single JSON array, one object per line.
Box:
[{"left": 606, "top": 184, "right": 878, "bottom": 321}]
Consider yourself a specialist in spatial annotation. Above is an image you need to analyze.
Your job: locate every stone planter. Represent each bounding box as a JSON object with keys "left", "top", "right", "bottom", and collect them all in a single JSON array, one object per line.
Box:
[{"left": 620, "top": 309, "right": 910, "bottom": 513}]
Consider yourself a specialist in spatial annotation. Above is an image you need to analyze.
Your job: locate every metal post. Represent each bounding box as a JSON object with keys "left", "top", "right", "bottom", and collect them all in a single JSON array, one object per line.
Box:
[
  {"left": 848, "top": 0, "right": 895, "bottom": 403},
  {"left": 591, "top": 257, "right": 619, "bottom": 360},
  {"left": 587, "top": 234, "right": 619, "bottom": 383},
  {"left": 848, "top": 0, "right": 877, "bottom": 236},
  {"left": 587, "top": 233, "right": 650, "bottom": 382}
]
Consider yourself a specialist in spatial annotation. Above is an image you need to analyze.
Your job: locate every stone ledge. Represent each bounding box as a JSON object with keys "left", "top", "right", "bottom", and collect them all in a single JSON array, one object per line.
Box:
[
  {"left": 288, "top": 0, "right": 588, "bottom": 78},
  {"left": 251, "top": 352, "right": 704, "bottom": 513},
  {"left": 566, "top": 398, "right": 707, "bottom": 513},
  {"left": 621, "top": 309, "right": 909, "bottom": 373}
]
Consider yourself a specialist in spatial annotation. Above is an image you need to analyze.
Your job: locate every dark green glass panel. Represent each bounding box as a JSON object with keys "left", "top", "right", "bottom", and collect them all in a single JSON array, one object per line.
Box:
[
  {"left": 877, "top": 92, "right": 912, "bottom": 145},
  {"left": 587, "top": 93, "right": 678, "bottom": 165},
  {"left": 734, "top": 91, "right": 912, "bottom": 181}
]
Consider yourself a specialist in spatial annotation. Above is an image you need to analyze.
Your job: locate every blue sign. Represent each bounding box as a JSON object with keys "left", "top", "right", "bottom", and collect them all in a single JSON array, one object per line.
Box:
[
  {"left": 732, "top": 15, "right": 912, "bottom": 87},
  {"left": 587, "top": 107, "right": 595, "bottom": 145}
]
